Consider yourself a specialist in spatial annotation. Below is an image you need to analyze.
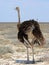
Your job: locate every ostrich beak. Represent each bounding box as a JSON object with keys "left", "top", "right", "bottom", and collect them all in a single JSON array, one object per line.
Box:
[{"left": 14, "top": 7, "right": 18, "bottom": 10}]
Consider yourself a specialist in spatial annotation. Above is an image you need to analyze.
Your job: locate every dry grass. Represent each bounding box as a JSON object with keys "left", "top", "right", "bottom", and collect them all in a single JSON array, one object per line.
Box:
[{"left": 0, "top": 23, "right": 49, "bottom": 65}]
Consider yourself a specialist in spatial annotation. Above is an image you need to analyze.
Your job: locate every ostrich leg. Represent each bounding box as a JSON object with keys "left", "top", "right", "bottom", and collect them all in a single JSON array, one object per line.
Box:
[
  {"left": 23, "top": 40, "right": 30, "bottom": 61},
  {"left": 32, "top": 46, "right": 35, "bottom": 63},
  {"left": 31, "top": 39, "right": 36, "bottom": 63},
  {"left": 27, "top": 46, "right": 29, "bottom": 61},
  {"left": 24, "top": 40, "right": 35, "bottom": 64},
  {"left": 23, "top": 37, "right": 35, "bottom": 62}
]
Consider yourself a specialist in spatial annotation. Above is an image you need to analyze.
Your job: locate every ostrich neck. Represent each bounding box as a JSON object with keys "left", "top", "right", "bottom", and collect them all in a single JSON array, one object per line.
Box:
[
  {"left": 18, "top": 10, "right": 20, "bottom": 24},
  {"left": 17, "top": 9, "right": 21, "bottom": 29}
]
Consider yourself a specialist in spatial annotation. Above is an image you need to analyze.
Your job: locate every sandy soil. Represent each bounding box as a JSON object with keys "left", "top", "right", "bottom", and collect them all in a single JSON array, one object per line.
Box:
[{"left": 0, "top": 23, "right": 49, "bottom": 65}]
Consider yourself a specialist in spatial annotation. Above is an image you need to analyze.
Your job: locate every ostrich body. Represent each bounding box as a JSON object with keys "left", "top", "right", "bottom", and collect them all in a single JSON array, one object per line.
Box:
[{"left": 16, "top": 7, "right": 45, "bottom": 63}]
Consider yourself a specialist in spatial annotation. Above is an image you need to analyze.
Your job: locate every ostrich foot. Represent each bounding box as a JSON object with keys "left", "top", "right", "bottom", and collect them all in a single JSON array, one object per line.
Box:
[
  {"left": 32, "top": 60, "right": 35, "bottom": 64},
  {"left": 25, "top": 60, "right": 35, "bottom": 64}
]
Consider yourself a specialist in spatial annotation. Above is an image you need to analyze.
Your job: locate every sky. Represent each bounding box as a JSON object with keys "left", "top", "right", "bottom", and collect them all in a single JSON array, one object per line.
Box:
[{"left": 0, "top": 0, "right": 49, "bottom": 22}]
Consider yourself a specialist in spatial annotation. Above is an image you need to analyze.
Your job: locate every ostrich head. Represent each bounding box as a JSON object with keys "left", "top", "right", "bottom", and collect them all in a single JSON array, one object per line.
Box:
[{"left": 16, "top": 7, "right": 20, "bottom": 29}]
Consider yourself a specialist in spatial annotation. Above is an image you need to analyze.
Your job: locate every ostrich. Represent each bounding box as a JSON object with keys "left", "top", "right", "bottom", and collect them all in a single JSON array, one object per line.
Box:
[{"left": 16, "top": 7, "right": 45, "bottom": 63}]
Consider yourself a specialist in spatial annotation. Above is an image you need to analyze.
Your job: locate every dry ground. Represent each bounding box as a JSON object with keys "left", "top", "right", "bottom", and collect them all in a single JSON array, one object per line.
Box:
[{"left": 0, "top": 23, "right": 49, "bottom": 65}]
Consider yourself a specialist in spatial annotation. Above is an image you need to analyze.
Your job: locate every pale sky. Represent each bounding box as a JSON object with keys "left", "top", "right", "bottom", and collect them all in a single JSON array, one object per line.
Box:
[{"left": 0, "top": 0, "right": 49, "bottom": 22}]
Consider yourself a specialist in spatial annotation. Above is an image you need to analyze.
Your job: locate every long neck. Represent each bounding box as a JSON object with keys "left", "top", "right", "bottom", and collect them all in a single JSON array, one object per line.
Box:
[
  {"left": 17, "top": 9, "right": 20, "bottom": 24},
  {"left": 17, "top": 8, "right": 20, "bottom": 29}
]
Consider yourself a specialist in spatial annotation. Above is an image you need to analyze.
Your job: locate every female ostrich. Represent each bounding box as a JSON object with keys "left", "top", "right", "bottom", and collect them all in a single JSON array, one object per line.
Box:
[{"left": 16, "top": 7, "right": 45, "bottom": 63}]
